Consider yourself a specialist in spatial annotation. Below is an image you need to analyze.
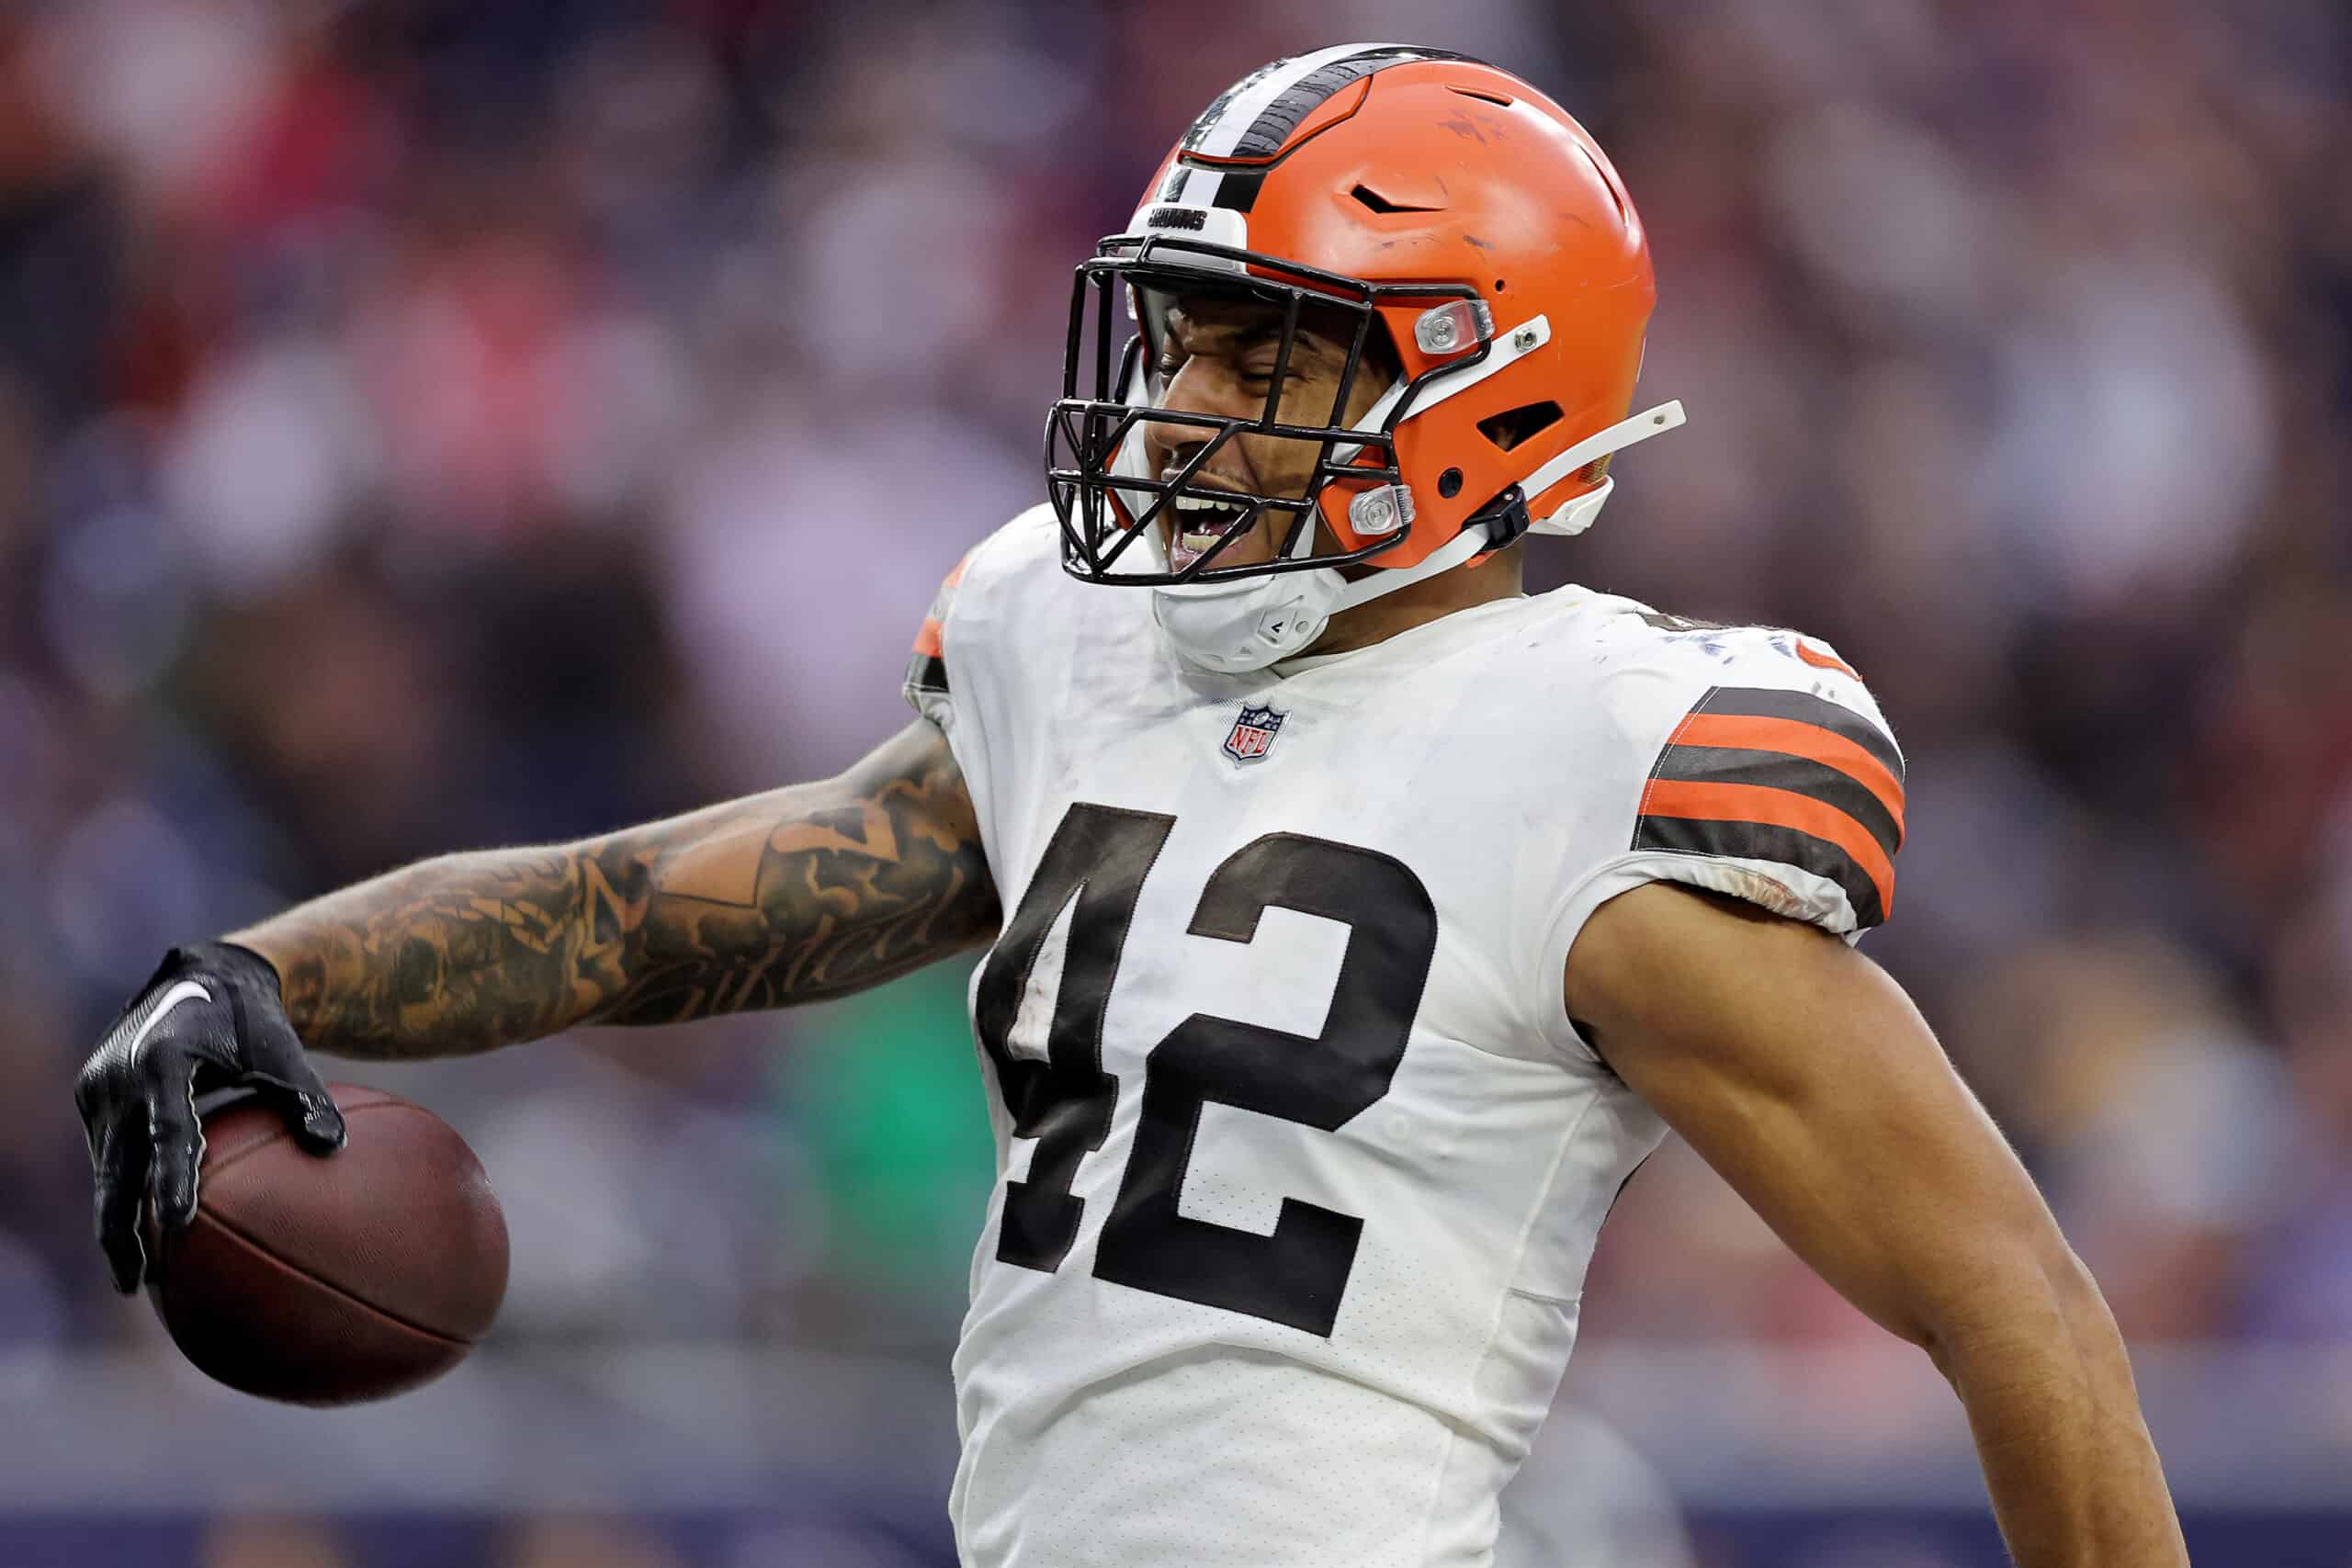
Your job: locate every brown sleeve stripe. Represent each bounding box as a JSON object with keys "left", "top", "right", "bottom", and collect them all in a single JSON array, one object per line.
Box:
[
  {"left": 906, "top": 651, "right": 950, "bottom": 696},
  {"left": 1669, "top": 715, "right": 1905, "bottom": 843},
  {"left": 1639, "top": 778, "right": 1895, "bottom": 918},
  {"left": 1634, "top": 812, "right": 1889, "bottom": 929},
  {"left": 1650, "top": 746, "right": 1901, "bottom": 866},
  {"left": 1689, "top": 686, "right": 1905, "bottom": 783},
  {"left": 903, "top": 551, "right": 971, "bottom": 700}
]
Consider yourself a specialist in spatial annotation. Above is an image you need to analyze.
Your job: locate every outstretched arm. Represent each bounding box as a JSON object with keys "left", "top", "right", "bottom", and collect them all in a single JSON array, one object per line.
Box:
[
  {"left": 239, "top": 719, "right": 997, "bottom": 1058},
  {"left": 1566, "top": 885, "right": 2187, "bottom": 1568}
]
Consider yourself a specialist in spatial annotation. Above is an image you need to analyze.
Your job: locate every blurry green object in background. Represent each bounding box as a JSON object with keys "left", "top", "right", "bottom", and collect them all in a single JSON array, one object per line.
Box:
[{"left": 785, "top": 960, "right": 995, "bottom": 1322}]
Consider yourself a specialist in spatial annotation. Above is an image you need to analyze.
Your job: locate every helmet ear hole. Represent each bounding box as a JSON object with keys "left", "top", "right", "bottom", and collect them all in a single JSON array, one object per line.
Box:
[
  {"left": 1476, "top": 400, "right": 1563, "bottom": 453},
  {"left": 1438, "top": 468, "right": 1464, "bottom": 498}
]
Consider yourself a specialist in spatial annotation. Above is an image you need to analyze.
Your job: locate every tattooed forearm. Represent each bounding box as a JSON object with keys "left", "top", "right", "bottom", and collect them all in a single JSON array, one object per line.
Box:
[{"left": 232, "top": 722, "right": 999, "bottom": 1060}]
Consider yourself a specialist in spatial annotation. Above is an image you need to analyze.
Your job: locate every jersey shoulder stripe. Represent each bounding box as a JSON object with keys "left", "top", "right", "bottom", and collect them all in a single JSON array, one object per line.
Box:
[
  {"left": 904, "top": 552, "right": 972, "bottom": 702},
  {"left": 1633, "top": 685, "right": 1907, "bottom": 929},
  {"left": 1685, "top": 683, "right": 1905, "bottom": 780}
]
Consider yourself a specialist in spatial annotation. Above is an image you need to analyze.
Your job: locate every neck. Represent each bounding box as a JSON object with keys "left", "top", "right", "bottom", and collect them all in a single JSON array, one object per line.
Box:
[{"left": 1305, "top": 540, "right": 1526, "bottom": 658}]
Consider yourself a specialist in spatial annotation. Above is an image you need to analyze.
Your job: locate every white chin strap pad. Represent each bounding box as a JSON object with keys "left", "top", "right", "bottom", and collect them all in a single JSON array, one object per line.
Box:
[
  {"left": 1543, "top": 476, "right": 1614, "bottom": 538},
  {"left": 1149, "top": 518, "right": 1493, "bottom": 675},
  {"left": 1151, "top": 569, "right": 1344, "bottom": 674}
]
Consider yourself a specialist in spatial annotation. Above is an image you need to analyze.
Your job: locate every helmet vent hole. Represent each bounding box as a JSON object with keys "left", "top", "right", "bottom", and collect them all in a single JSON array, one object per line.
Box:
[
  {"left": 1350, "top": 183, "right": 1440, "bottom": 216},
  {"left": 1448, "top": 86, "right": 1515, "bottom": 107},
  {"left": 1476, "top": 400, "right": 1564, "bottom": 453},
  {"left": 1439, "top": 468, "right": 1464, "bottom": 499}
]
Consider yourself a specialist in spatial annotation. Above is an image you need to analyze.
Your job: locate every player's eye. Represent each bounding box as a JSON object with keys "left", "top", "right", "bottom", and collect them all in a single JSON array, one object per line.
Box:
[{"left": 1242, "top": 364, "right": 1295, "bottom": 389}]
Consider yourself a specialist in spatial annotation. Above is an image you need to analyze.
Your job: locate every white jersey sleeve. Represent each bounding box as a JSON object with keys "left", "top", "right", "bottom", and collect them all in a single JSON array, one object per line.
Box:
[
  {"left": 1530, "top": 607, "right": 1908, "bottom": 1063},
  {"left": 899, "top": 506, "right": 1083, "bottom": 919},
  {"left": 901, "top": 517, "right": 1032, "bottom": 852}
]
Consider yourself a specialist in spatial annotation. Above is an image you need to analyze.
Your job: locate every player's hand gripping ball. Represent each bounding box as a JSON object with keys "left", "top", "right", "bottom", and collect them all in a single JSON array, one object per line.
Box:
[{"left": 74, "top": 944, "right": 508, "bottom": 1404}]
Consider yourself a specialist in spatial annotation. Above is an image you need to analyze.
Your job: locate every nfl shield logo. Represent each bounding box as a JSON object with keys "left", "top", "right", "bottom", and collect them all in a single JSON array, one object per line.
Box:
[{"left": 1222, "top": 704, "right": 1285, "bottom": 764}]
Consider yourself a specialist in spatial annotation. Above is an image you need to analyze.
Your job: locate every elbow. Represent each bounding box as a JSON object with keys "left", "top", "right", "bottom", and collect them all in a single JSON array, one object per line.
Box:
[
  {"left": 2029, "top": 1235, "right": 2120, "bottom": 1345},
  {"left": 1916, "top": 1234, "right": 2120, "bottom": 1384}
]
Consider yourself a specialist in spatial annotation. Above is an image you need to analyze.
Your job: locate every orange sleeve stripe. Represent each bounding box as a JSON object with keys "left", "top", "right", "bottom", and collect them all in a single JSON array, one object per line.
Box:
[
  {"left": 912, "top": 617, "right": 944, "bottom": 658},
  {"left": 944, "top": 553, "right": 971, "bottom": 590},
  {"left": 1641, "top": 778, "right": 1896, "bottom": 915},
  {"left": 1675, "top": 713, "right": 1905, "bottom": 828},
  {"left": 1795, "top": 641, "right": 1860, "bottom": 680}
]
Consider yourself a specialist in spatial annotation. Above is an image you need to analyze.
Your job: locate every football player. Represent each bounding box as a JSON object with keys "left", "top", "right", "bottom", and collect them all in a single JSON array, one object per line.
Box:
[{"left": 77, "top": 46, "right": 2186, "bottom": 1568}]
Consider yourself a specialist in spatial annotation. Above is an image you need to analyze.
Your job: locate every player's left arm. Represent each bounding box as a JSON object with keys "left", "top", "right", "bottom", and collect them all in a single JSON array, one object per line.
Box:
[{"left": 1566, "top": 884, "right": 2188, "bottom": 1568}]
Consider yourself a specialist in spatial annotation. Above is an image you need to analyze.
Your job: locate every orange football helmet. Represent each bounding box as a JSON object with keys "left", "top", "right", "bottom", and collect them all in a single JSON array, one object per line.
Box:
[{"left": 1047, "top": 43, "right": 1683, "bottom": 631}]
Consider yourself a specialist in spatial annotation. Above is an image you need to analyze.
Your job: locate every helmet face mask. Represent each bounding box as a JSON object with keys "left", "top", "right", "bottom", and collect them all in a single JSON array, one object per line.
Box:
[{"left": 1048, "top": 233, "right": 1488, "bottom": 587}]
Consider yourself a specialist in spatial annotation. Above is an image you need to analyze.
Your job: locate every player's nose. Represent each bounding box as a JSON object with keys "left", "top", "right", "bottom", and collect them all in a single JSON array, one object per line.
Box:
[
  {"left": 1145, "top": 365, "right": 1258, "bottom": 476},
  {"left": 1149, "top": 432, "right": 1216, "bottom": 482}
]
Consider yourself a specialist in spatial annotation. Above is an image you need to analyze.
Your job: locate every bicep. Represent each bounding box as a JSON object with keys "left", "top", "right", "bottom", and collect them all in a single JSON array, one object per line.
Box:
[
  {"left": 599, "top": 719, "right": 1000, "bottom": 1022},
  {"left": 1565, "top": 884, "right": 2071, "bottom": 1348}
]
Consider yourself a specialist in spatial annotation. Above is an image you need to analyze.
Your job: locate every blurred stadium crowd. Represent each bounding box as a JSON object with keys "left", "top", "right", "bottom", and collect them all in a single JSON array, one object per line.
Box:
[{"left": 1, "top": 0, "right": 2348, "bottom": 1562}]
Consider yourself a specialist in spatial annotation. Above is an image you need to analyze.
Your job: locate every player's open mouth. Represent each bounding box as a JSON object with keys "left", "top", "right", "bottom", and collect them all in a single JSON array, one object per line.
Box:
[{"left": 1166, "top": 491, "right": 1255, "bottom": 570}]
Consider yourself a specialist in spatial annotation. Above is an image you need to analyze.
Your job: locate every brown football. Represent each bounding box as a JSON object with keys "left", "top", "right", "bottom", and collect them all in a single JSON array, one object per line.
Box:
[{"left": 145, "top": 1083, "right": 509, "bottom": 1405}]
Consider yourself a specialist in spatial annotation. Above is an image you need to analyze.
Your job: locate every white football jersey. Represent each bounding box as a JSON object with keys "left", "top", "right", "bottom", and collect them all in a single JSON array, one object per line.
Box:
[{"left": 904, "top": 506, "right": 1905, "bottom": 1568}]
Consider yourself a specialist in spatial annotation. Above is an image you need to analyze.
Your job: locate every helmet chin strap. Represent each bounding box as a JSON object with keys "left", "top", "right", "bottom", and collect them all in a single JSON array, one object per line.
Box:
[
  {"left": 1329, "top": 521, "right": 1489, "bottom": 613},
  {"left": 1148, "top": 400, "right": 1688, "bottom": 674},
  {"left": 1524, "top": 400, "right": 1686, "bottom": 535}
]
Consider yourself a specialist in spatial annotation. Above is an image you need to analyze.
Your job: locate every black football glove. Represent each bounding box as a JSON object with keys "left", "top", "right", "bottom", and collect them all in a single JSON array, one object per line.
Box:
[{"left": 73, "top": 942, "right": 346, "bottom": 1293}]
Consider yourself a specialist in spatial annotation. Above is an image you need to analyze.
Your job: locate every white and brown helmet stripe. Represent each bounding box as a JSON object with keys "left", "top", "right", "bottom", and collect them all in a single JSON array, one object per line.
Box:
[{"left": 1151, "top": 44, "right": 1473, "bottom": 217}]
